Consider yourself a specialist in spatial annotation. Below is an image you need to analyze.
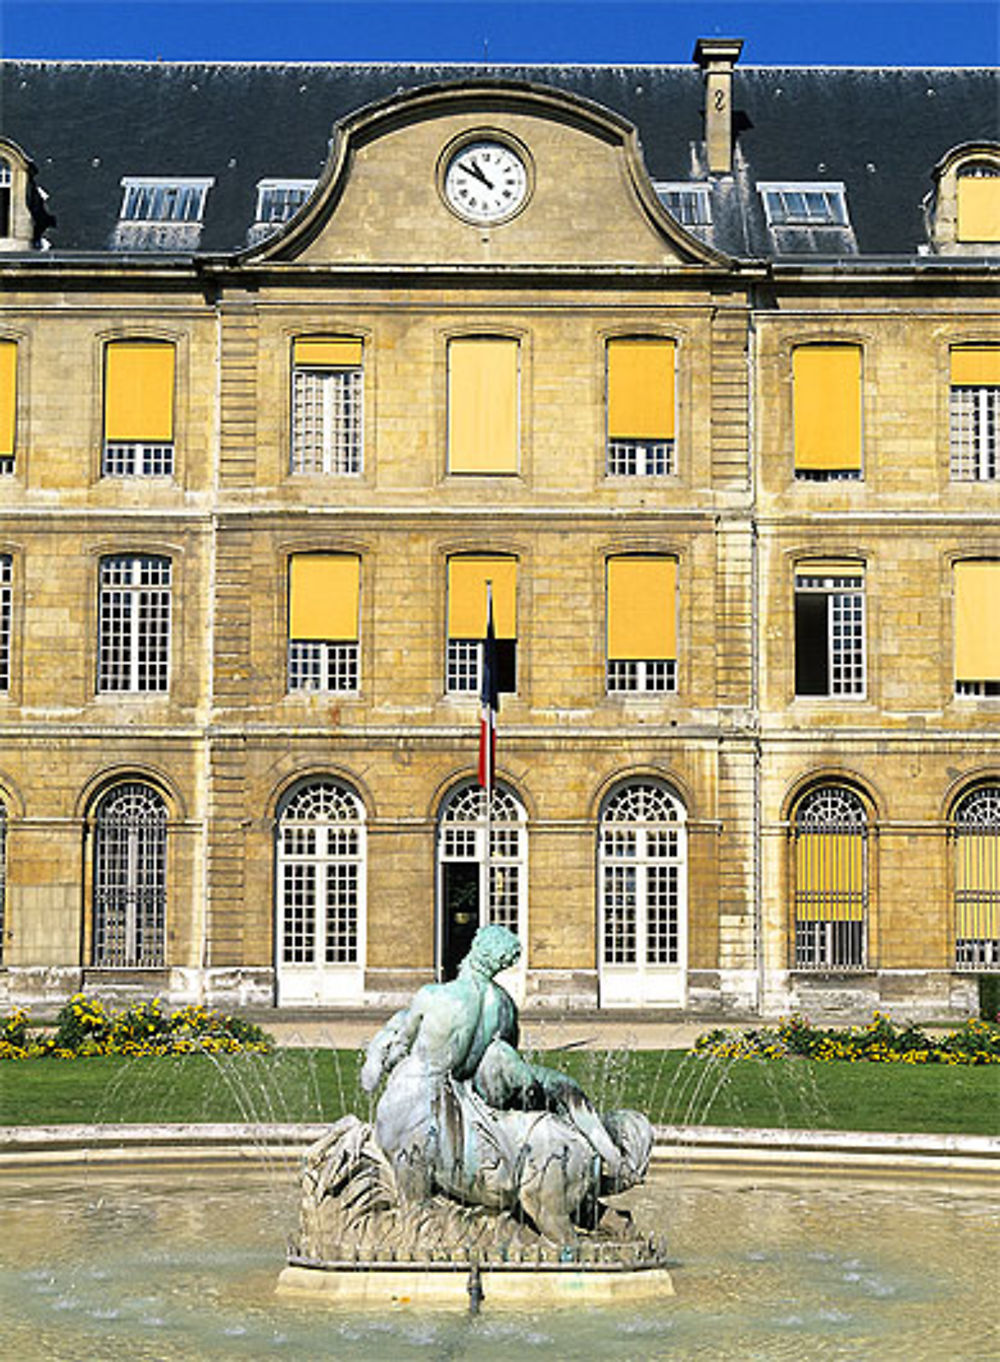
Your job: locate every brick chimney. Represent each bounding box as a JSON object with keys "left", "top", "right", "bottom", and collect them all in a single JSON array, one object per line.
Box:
[{"left": 693, "top": 37, "right": 744, "bottom": 175}]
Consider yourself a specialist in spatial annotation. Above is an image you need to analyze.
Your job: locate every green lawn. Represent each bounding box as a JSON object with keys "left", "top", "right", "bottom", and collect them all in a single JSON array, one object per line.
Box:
[{"left": 0, "top": 1048, "right": 997, "bottom": 1136}]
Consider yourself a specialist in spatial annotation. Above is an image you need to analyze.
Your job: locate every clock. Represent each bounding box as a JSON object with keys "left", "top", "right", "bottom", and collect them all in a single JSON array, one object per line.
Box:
[{"left": 442, "top": 138, "right": 530, "bottom": 225}]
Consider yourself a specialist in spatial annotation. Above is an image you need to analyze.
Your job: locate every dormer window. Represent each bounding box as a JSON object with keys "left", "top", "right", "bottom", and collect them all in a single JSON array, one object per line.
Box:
[
  {"left": 255, "top": 179, "right": 316, "bottom": 225},
  {"left": 119, "top": 178, "right": 213, "bottom": 223},
  {"left": 759, "top": 183, "right": 848, "bottom": 227},
  {"left": 957, "top": 163, "right": 1000, "bottom": 243},
  {"left": 653, "top": 183, "right": 712, "bottom": 227}
]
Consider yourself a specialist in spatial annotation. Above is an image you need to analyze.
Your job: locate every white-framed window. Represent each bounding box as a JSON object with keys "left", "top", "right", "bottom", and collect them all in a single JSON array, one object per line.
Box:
[
  {"left": 599, "top": 780, "right": 687, "bottom": 1007},
  {"left": 118, "top": 177, "right": 213, "bottom": 223},
  {"left": 254, "top": 179, "right": 316, "bottom": 225},
  {"left": 950, "top": 347, "right": 999, "bottom": 481},
  {"left": 446, "top": 556, "right": 517, "bottom": 697},
  {"left": 953, "top": 785, "right": 1000, "bottom": 971},
  {"left": 759, "top": 182, "right": 849, "bottom": 227},
  {"left": 291, "top": 338, "right": 363, "bottom": 476},
  {"left": 277, "top": 780, "right": 365, "bottom": 972},
  {"left": 794, "top": 566, "right": 865, "bottom": 698},
  {"left": 102, "top": 340, "right": 175, "bottom": 478},
  {"left": 792, "top": 784, "right": 868, "bottom": 971},
  {"left": 606, "top": 338, "right": 676, "bottom": 478},
  {"left": 92, "top": 781, "right": 167, "bottom": 968},
  {"left": 954, "top": 560, "right": 1000, "bottom": 697},
  {"left": 607, "top": 659, "right": 676, "bottom": 693},
  {"left": 605, "top": 556, "right": 678, "bottom": 696},
  {"left": 0, "top": 555, "right": 10, "bottom": 692},
  {"left": 286, "top": 554, "right": 360, "bottom": 696},
  {"left": 437, "top": 781, "right": 527, "bottom": 986},
  {"left": 97, "top": 555, "right": 171, "bottom": 694},
  {"left": 653, "top": 182, "right": 712, "bottom": 226}
]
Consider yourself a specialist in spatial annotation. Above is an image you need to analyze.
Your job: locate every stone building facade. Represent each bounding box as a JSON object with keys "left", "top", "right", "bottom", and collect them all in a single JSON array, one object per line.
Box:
[{"left": 0, "top": 45, "right": 996, "bottom": 1016}]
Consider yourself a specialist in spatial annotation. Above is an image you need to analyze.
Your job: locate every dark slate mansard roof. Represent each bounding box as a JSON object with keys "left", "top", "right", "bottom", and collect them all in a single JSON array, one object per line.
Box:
[{"left": 0, "top": 58, "right": 997, "bottom": 260}]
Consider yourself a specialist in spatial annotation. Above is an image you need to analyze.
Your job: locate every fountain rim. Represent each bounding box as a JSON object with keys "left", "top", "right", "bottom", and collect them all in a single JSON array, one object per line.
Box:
[{"left": 1, "top": 1122, "right": 997, "bottom": 1178}]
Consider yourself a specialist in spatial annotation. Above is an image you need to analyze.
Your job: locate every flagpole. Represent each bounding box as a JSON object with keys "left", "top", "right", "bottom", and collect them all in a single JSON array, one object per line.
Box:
[{"left": 483, "top": 580, "right": 493, "bottom": 935}]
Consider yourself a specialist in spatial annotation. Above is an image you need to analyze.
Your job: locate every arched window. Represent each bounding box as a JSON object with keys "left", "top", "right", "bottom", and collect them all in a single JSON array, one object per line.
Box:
[
  {"left": 953, "top": 785, "right": 1000, "bottom": 970},
  {"left": 437, "top": 781, "right": 526, "bottom": 981},
  {"left": 599, "top": 780, "right": 687, "bottom": 1006},
  {"left": 92, "top": 782, "right": 167, "bottom": 968},
  {"left": 792, "top": 784, "right": 868, "bottom": 970},
  {"left": 276, "top": 779, "right": 366, "bottom": 1004}
]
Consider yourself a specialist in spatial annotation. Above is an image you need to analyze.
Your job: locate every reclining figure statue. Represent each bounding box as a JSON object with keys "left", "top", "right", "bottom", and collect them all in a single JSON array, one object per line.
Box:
[{"left": 359, "top": 924, "right": 652, "bottom": 1242}]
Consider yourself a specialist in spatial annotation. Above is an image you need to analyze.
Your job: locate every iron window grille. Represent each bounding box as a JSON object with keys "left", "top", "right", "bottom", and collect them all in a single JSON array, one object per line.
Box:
[
  {"left": 291, "top": 366, "right": 363, "bottom": 475},
  {"left": 792, "top": 785, "right": 868, "bottom": 971},
  {"left": 759, "top": 183, "right": 849, "bottom": 227},
  {"left": 953, "top": 786, "right": 1000, "bottom": 970},
  {"left": 278, "top": 781, "right": 364, "bottom": 967},
  {"left": 950, "top": 385, "right": 998, "bottom": 481},
  {"left": 97, "top": 555, "right": 171, "bottom": 693},
  {"left": 600, "top": 782, "right": 684, "bottom": 968},
  {"left": 794, "top": 572, "right": 865, "bottom": 698},
  {"left": 92, "top": 782, "right": 167, "bottom": 968}
]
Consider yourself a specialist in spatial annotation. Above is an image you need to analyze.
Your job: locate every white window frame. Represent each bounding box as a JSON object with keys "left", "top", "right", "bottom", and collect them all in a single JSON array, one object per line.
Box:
[
  {"left": 794, "top": 571, "right": 866, "bottom": 699},
  {"left": 276, "top": 779, "right": 366, "bottom": 1005},
  {"left": 950, "top": 383, "right": 998, "bottom": 481},
  {"left": 97, "top": 554, "right": 171, "bottom": 694},
  {"left": 254, "top": 178, "right": 317, "bottom": 225},
  {"left": 606, "top": 659, "right": 676, "bottom": 694},
  {"left": 288, "top": 639, "right": 359, "bottom": 695},
  {"left": 653, "top": 182, "right": 712, "bottom": 226},
  {"left": 599, "top": 780, "right": 687, "bottom": 1007},
  {"left": 291, "top": 365, "right": 363, "bottom": 476},
  {"left": 759, "top": 182, "right": 849, "bottom": 227},
  {"left": 118, "top": 177, "right": 214, "bottom": 223}
]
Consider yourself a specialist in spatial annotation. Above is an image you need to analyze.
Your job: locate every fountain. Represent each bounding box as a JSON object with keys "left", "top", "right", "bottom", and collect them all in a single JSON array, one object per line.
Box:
[{"left": 278, "top": 925, "right": 672, "bottom": 1307}]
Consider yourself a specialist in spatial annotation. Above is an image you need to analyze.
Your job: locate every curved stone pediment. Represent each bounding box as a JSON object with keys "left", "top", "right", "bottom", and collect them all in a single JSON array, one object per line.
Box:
[{"left": 243, "top": 79, "right": 731, "bottom": 271}]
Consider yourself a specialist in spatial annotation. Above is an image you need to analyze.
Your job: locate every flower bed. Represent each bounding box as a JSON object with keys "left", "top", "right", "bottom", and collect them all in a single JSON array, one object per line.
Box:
[
  {"left": 0, "top": 995, "right": 272, "bottom": 1060},
  {"left": 693, "top": 1012, "right": 1000, "bottom": 1065}
]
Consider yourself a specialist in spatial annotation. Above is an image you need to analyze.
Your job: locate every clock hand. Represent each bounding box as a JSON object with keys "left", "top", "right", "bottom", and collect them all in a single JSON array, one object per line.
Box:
[{"left": 460, "top": 159, "right": 494, "bottom": 190}]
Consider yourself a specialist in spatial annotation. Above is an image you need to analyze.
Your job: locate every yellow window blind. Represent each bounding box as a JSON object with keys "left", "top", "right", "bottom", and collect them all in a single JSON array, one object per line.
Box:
[
  {"left": 289, "top": 555, "right": 360, "bottom": 641},
  {"left": 607, "top": 556, "right": 677, "bottom": 660},
  {"left": 293, "top": 337, "right": 363, "bottom": 368},
  {"left": 795, "top": 832, "right": 865, "bottom": 920},
  {"left": 607, "top": 338, "right": 676, "bottom": 441},
  {"left": 954, "top": 561, "right": 1000, "bottom": 681},
  {"left": 105, "top": 341, "right": 175, "bottom": 442},
  {"left": 956, "top": 834, "right": 999, "bottom": 938},
  {"left": 0, "top": 341, "right": 15, "bottom": 458},
  {"left": 950, "top": 346, "right": 1000, "bottom": 386},
  {"left": 448, "top": 557, "right": 517, "bottom": 638},
  {"left": 448, "top": 338, "right": 518, "bottom": 474},
  {"left": 792, "top": 345, "right": 862, "bottom": 472},
  {"left": 795, "top": 560, "right": 865, "bottom": 578},
  {"left": 957, "top": 176, "right": 1000, "bottom": 243}
]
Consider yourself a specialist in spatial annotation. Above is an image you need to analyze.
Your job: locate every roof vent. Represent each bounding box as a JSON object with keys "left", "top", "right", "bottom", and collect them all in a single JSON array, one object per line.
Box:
[{"left": 693, "top": 37, "right": 743, "bottom": 176}]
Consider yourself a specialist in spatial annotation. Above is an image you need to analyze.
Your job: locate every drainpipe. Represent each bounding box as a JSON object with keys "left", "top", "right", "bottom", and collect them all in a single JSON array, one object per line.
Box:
[{"left": 693, "top": 37, "right": 744, "bottom": 176}]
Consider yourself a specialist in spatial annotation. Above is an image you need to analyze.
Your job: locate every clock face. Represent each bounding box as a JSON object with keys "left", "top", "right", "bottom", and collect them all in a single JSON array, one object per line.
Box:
[{"left": 443, "top": 140, "right": 529, "bottom": 225}]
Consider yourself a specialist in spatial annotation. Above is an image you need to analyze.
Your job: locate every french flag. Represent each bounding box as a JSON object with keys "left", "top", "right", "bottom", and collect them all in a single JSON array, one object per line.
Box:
[{"left": 478, "top": 585, "right": 499, "bottom": 796}]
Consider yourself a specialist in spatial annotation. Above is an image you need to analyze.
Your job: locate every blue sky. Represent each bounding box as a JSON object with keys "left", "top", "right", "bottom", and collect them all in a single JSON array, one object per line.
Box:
[{"left": 1, "top": 1, "right": 997, "bottom": 66}]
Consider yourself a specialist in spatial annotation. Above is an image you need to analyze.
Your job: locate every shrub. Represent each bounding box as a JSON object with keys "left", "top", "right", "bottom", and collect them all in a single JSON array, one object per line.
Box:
[
  {"left": 0, "top": 996, "right": 273, "bottom": 1060},
  {"left": 693, "top": 1012, "right": 1000, "bottom": 1065}
]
